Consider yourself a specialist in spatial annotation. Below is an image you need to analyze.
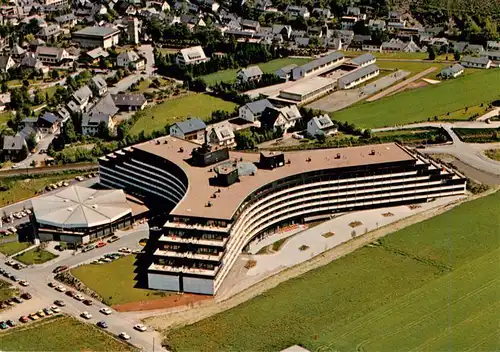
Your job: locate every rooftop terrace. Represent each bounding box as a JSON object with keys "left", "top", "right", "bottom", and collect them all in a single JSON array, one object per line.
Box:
[{"left": 131, "top": 137, "right": 415, "bottom": 220}]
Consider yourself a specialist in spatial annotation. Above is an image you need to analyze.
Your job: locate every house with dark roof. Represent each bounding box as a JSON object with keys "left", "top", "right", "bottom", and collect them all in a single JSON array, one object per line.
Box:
[
  {"left": 169, "top": 118, "right": 207, "bottom": 141},
  {"left": 2, "top": 134, "right": 27, "bottom": 161},
  {"left": 439, "top": 64, "right": 465, "bottom": 79},
  {"left": 307, "top": 114, "right": 338, "bottom": 136},
  {"left": 0, "top": 55, "right": 15, "bottom": 72},
  {"left": 241, "top": 19, "right": 260, "bottom": 31},
  {"left": 36, "top": 24, "right": 62, "bottom": 41},
  {"left": 68, "top": 85, "right": 93, "bottom": 113},
  {"left": 54, "top": 13, "right": 77, "bottom": 28},
  {"left": 285, "top": 5, "right": 310, "bottom": 19},
  {"left": 82, "top": 94, "right": 118, "bottom": 136},
  {"left": 37, "top": 112, "right": 60, "bottom": 134},
  {"left": 260, "top": 105, "right": 302, "bottom": 132},
  {"left": 10, "top": 44, "right": 25, "bottom": 59},
  {"left": 35, "top": 46, "right": 70, "bottom": 64},
  {"left": 237, "top": 65, "right": 263, "bottom": 83},
  {"left": 461, "top": 56, "right": 491, "bottom": 69},
  {"left": 238, "top": 99, "right": 274, "bottom": 122},
  {"left": 111, "top": 93, "right": 147, "bottom": 111}
]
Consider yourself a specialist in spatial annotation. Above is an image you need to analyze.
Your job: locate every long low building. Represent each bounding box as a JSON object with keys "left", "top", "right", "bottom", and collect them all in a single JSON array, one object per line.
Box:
[
  {"left": 278, "top": 76, "right": 336, "bottom": 104},
  {"left": 99, "top": 137, "right": 466, "bottom": 295},
  {"left": 292, "top": 51, "right": 345, "bottom": 80},
  {"left": 338, "top": 64, "right": 380, "bottom": 89},
  {"left": 72, "top": 26, "right": 120, "bottom": 49},
  {"left": 31, "top": 186, "right": 133, "bottom": 245}
]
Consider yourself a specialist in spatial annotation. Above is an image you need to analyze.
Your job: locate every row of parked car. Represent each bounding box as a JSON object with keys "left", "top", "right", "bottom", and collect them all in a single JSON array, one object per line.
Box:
[
  {"left": 0, "top": 292, "right": 32, "bottom": 311},
  {"left": 1, "top": 267, "right": 28, "bottom": 285}
]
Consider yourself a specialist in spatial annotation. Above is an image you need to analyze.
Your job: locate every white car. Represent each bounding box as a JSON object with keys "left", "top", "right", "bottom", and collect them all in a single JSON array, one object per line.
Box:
[
  {"left": 51, "top": 306, "right": 61, "bottom": 313},
  {"left": 8, "top": 227, "right": 17, "bottom": 233},
  {"left": 75, "top": 176, "right": 85, "bottom": 181},
  {"left": 99, "top": 307, "right": 112, "bottom": 315},
  {"left": 118, "top": 332, "right": 131, "bottom": 340},
  {"left": 55, "top": 285, "right": 66, "bottom": 292},
  {"left": 19, "top": 280, "right": 29, "bottom": 287},
  {"left": 74, "top": 294, "right": 84, "bottom": 301},
  {"left": 80, "top": 311, "right": 92, "bottom": 319},
  {"left": 133, "top": 324, "right": 147, "bottom": 332},
  {"left": 118, "top": 247, "right": 131, "bottom": 253}
]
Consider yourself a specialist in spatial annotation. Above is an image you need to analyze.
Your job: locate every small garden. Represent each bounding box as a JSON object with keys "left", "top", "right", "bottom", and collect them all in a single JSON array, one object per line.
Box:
[{"left": 14, "top": 245, "right": 58, "bottom": 265}]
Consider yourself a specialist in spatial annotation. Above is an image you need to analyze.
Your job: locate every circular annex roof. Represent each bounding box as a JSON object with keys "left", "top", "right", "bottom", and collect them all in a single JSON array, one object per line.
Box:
[{"left": 32, "top": 185, "right": 131, "bottom": 229}]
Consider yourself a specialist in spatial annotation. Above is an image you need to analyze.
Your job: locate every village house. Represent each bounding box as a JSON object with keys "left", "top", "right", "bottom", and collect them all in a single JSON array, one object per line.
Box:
[
  {"left": 238, "top": 99, "right": 274, "bottom": 123},
  {"left": 169, "top": 118, "right": 207, "bottom": 141},
  {"left": 237, "top": 65, "right": 263, "bottom": 83},
  {"left": 307, "top": 114, "right": 338, "bottom": 136}
]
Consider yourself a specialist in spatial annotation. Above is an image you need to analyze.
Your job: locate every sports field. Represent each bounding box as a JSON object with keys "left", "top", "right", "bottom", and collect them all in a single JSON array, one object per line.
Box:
[
  {"left": 129, "top": 94, "right": 237, "bottom": 135},
  {"left": 331, "top": 69, "right": 500, "bottom": 128},
  {"left": 201, "top": 57, "right": 311, "bottom": 85},
  {"left": 71, "top": 255, "right": 170, "bottom": 306},
  {"left": 165, "top": 191, "right": 500, "bottom": 351},
  {"left": 0, "top": 315, "right": 134, "bottom": 351}
]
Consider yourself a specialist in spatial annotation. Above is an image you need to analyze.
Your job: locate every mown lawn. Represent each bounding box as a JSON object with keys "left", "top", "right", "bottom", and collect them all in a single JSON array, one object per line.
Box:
[
  {"left": 0, "top": 241, "right": 32, "bottom": 256},
  {"left": 0, "top": 174, "right": 82, "bottom": 208},
  {"left": 201, "top": 57, "right": 312, "bottom": 85},
  {"left": 484, "top": 149, "right": 500, "bottom": 161},
  {"left": 71, "top": 255, "right": 170, "bottom": 306},
  {"left": 331, "top": 69, "right": 500, "bottom": 128},
  {"left": 14, "top": 247, "right": 58, "bottom": 265},
  {"left": 164, "top": 191, "right": 500, "bottom": 352},
  {"left": 129, "top": 94, "right": 237, "bottom": 135},
  {"left": 0, "top": 315, "right": 134, "bottom": 351},
  {"left": 0, "top": 278, "right": 17, "bottom": 301}
]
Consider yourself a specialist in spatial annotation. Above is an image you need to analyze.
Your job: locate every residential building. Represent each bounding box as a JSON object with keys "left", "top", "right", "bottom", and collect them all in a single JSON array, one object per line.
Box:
[
  {"left": 381, "top": 38, "right": 420, "bottom": 52},
  {"left": 209, "top": 123, "right": 235, "bottom": 147},
  {"left": 98, "top": 138, "right": 466, "bottom": 295},
  {"left": 338, "top": 64, "right": 380, "bottom": 89},
  {"left": 238, "top": 99, "right": 274, "bottom": 122},
  {"left": 0, "top": 55, "right": 15, "bottom": 72},
  {"left": 36, "top": 24, "right": 62, "bottom": 41},
  {"left": 37, "top": 113, "right": 60, "bottom": 134},
  {"left": 237, "top": 65, "right": 263, "bottom": 83},
  {"left": 1, "top": 134, "right": 27, "bottom": 161},
  {"left": 90, "top": 75, "right": 108, "bottom": 97},
  {"left": 86, "top": 47, "right": 110, "bottom": 62},
  {"left": 480, "top": 51, "right": 500, "bottom": 61},
  {"left": 241, "top": 19, "right": 260, "bottom": 32},
  {"left": 82, "top": 110, "right": 115, "bottom": 136},
  {"left": 111, "top": 93, "right": 147, "bottom": 111},
  {"left": 312, "top": 8, "right": 332, "bottom": 19},
  {"left": 460, "top": 56, "right": 491, "bottom": 69},
  {"left": 68, "top": 85, "right": 93, "bottom": 113},
  {"left": 35, "top": 46, "right": 70, "bottom": 64},
  {"left": 292, "top": 51, "right": 344, "bottom": 80},
  {"left": 340, "top": 16, "right": 357, "bottom": 30},
  {"left": 175, "top": 46, "right": 208, "bottom": 66},
  {"left": 307, "top": 114, "right": 337, "bottom": 136},
  {"left": 116, "top": 51, "right": 145, "bottom": 70},
  {"left": 10, "top": 44, "right": 26, "bottom": 59},
  {"left": 72, "top": 26, "right": 121, "bottom": 48},
  {"left": 260, "top": 105, "right": 301, "bottom": 132},
  {"left": 349, "top": 35, "right": 372, "bottom": 50},
  {"left": 439, "top": 64, "right": 465, "bottom": 79},
  {"left": 367, "top": 19, "right": 386, "bottom": 31},
  {"left": 285, "top": 5, "right": 310, "bottom": 19},
  {"left": 486, "top": 41, "right": 500, "bottom": 51},
  {"left": 54, "top": 13, "right": 77, "bottom": 28},
  {"left": 169, "top": 118, "right": 207, "bottom": 141}
]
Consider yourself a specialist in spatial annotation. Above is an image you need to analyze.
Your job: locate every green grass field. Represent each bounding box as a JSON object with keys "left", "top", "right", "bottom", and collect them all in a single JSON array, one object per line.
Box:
[
  {"left": 14, "top": 247, "right": 58, "bottom": 265},
  {"left": 201, "top": 57, "right": 311, "bottom": 85},
  {"left": 0, "top": 315, "right": 134, "bottom": 351},
  {"left": 71, "top": 255, "right": 170, "bottom": 306},
  {"left": 331, "top": 69, "right": 500, "bottom": 128},
  {"left": 129, "top": 94, "right": 237, "bottom": 135},
  {"left": 0, "top": 241, "right": 32, "bottom": 256},
  {"left": 164, "top": 191, "right": 500, "bottom": 351},
  {"left": 484, "top": 149, "right": 500, "bottom": 161},
  {"left": 0, "top": 278, "right": 17, "bottom": 301}
]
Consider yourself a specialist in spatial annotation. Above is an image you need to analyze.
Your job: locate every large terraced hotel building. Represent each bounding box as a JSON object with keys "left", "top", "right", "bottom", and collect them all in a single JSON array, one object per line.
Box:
[{"left": 98, "top": 137, "right": 466, "bottom": 295}]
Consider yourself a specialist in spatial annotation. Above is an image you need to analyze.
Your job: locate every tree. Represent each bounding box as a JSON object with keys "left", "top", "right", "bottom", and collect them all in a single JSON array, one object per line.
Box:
[
  {"left": 62, "top": 119, "right": 77, "bottom": 143},
  {"left": 50, "top": 70, "right": 60, "bottom": 80},
  {"left": 97, "top": 121, "right": 110, "bottom": 140},
  {"left": 362, "top": 129, "right": 372, "bottom": 139},
  {"left": 427, "top": 45, "right": 436, "bottom": 60},
  {"left": 454, "top": 50, "right": 461, "bottom": 61},
  {"left": 26, "top": 133, "right": 37, "bottom": 152}
]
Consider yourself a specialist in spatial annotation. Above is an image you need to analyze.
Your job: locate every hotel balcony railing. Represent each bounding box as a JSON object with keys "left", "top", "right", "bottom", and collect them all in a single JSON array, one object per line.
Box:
[
  {"left": 153, "top": 249, "right": 223, "bottom": 262},
  {"left": 148, "top": 263, "right": 218, "bottom": 276},
  {"left": 159, "top": 235, "right": 228, "bottom": 247},
  {"left": 163, "top": 220, "right": 231, "bottom": 233}
]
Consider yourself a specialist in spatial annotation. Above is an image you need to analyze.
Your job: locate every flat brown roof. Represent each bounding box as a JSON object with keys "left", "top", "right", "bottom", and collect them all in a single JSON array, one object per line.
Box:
[{"left": 134, "top": 137, "right": 415, "bottom": 220}]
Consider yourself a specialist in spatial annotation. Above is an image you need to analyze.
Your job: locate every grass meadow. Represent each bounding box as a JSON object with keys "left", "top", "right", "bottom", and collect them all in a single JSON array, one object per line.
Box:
[
  {"left": 331, "top": 69, "right": 500, "bottom": 128},
  {"left": 0, "top": 315, "right": 134, "bottom": 351},
  {"left": 200, "top": 57, "right": 311, "bottom": 85},
  {"left": 164, "top": 191, "right": 500, "bottom": 351},
  {"left": 129, "top": 94, "right": 237, "bottom": 135},
  {"left": 14, "top": 247, "right": 58, "bottom": 264}
]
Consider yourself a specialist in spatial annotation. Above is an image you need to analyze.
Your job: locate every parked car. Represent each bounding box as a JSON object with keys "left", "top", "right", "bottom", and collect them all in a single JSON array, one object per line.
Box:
[
  {"left": 82, "top": 245, "right": 95, "bottom": 252},
  {"left": 97, "top": 320, "right": 108, "bottom": 328},
  {"left": 55, "top": 285, "right": 66, "bottom": 292},
  {"left": 51, "top": 305, "right": 61, "bottom": 313},
  {"left": 118, "top": 332, "right": 131, "bottom": 340},
  {"left": 134, "top": 324, "right": 147, "bottom": 332},
  {"left": 83, "top": 299, "right": 92, "bottom": 306},
  {"left": 20, "top": 292, "right": 32, "bottom": 300},
  {"left": 10, "top": 275, "right": 19, "bottom": 282},
  {"left": 99, "top": 307, "right": 112, "bottom": 315},
  {"left": 43, "top": 308, "right": 53, "bottom": 316},
  {"left": 54, "top": 300, "right": 66, "bottom": 307},
  {"left": 6, "top": 319, "right": 16, "bottom": 327},
  {"left": 28, "top": 313, "right": 39, "bottom": 320},
  {"left": 19, "top": 316, "right": 30, "bottom": 323},
  {"left": 74, "top": 294, "right": 84, "bottom": 301},
  {"left": 19, "top": 280, "right": 29, "bottom": 287},
  {"left": 53, "top": 266, "right": 68, "bottom": 274},
  {"left": 65, "top": 290, "right": 75, "bottom": 297},
  {"left": 13, "top": 263, "right": 24, "bottom": 270},
  {"left": 80, "top": 311, "right": 92, "bottom": 319},
  {"left": 48, "top": 282, "right": 56, "bottom": 288},
  {"left": 0, "top": 321, "right": 8, "bottom": 329},
  {"left": 75, "top": 176, "right": 85, "bottom": 181},
  {"left": 5, "top": 260, "right": 15, "bottom": 266},
  {"left": 37, "top": 310, "right": 45, "bottom": 318},
  {"left": 12, "top": 296, "right": 23, "bottom": 303},
  {"left": 107, "top": 235, "right": 119, "bottom": 243},
  {"left": 118, "top": 247, "right": 131, "bottom": 253},
  {"left": 96, "top": 242, "right": 106, "bottom": 248}
]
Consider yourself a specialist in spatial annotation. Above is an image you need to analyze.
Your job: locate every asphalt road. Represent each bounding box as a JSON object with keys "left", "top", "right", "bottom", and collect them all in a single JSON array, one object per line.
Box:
[{"left": 0, "top": 224, "right": 166, "bottom": 352}]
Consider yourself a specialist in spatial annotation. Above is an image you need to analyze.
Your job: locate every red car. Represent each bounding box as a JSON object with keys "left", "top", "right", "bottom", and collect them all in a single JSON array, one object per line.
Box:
[
  {"left": 19, "top": 316, "right": 29, "bottom": 323},
  {"left": 96, "top": 242, "right": 106, "bottom": 248},
  {"left": 52, "top": 266, "right": 68, "bottom": 274}
]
